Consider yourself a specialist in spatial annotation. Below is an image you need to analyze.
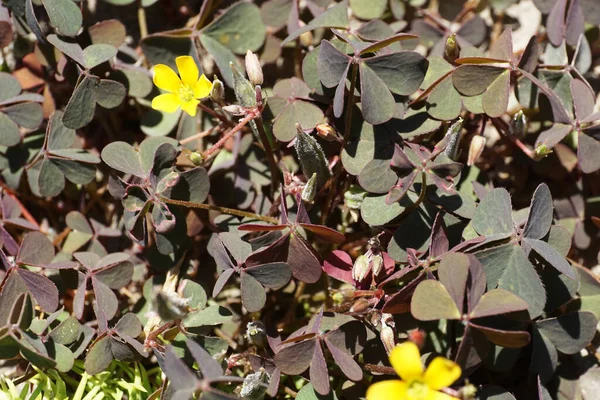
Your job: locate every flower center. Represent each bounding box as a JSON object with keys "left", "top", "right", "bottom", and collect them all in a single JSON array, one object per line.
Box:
[
  {"left": 407, "top": 379, "right": 429, "bottom": 400},
  {"left": 177, "top": 84, "right": 195, "bottom": 102}
]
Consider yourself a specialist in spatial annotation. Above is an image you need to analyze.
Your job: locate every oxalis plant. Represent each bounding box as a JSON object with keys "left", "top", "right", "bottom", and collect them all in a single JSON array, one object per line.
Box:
[{"left": 1, "top": 0, "right": 600, "bottom": 399}]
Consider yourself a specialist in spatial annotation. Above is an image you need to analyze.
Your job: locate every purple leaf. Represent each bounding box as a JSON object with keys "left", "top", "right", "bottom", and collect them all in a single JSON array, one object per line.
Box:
[
  {"left": 535, "top": 124, "right": 572, "bottom": 149},
  {"left": 299, "top": 223, "right": 345, "bottom": 244},
  {"left": 245, "top": 262, "right": 291, "bottom": 290},
  {"left": 74, "top": 273, "right": 88, "bottom": 320},
  {"left": 429, "top": 213, "right": 449, "bottom": 258},
  {"left": 17, "top": 231, "right": 54, "bottom": 267},
  {"left": 565, "top": 0, "right": 584, "bottom": 46},
  {"left": 523, "top": 237, "right": 576, "bottom": 279},
  {"left": 324, "top": 338, "right": 363, "bottom": 381},
  {"left": 288, "top": 233, "right": 322, "bottom": 283},
  {"left": 17, "top": 268, "right": 58, "bottom": 312},
  {"left": 273, "top": 338, "right": 316, "bottom": 374},
  {"left": 571, "top": 79, "right": 595, "bottom": 122},
  {"left": 547, "top": 0, "right": 568, "bottom": 46},
  {"left": 92, "top": 276, "right": 118, "bottom": 321},
  {"left": 163, "top": 345, "right": 198, "bottom": 393},
  {"left": 186, "top": 339, "right": 223, "bottom": 379},
  {"left": 322, "top": 250, "right": 353, "bottom": 284},
  {"left": 310, "top": 341, "right": 330, "bottom": 395},
  {"left": 212, "top": 268, "right": 235, "bottom": 297},
  {"left": 523, "top": 183, "right": 553, "bottom": 240},
  {"left": 438, "top": 253, "right": 469, "bottom": 313},
  {"left": 241, "top": 272, "right": 267, "bottom": 312},
  {"left": 469, "top": 321, "right": 531, "bottom": 348}
]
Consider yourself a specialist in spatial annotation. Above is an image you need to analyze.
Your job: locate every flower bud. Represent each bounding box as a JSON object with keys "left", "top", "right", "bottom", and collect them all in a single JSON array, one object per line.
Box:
[
  {"left": 534, "top": 143, "right": 552, "bottom": 160},
  {"left": 316, "top": 123, "right": 340, "bottom": 142},
  {"left": 301, "top": 173, "right": 317, "bottom": 203},
  {"left": 349, "top": 297, "right": 370, "bottom": 313},
  {"left": 467, "top": 135, "right": 486, "bottom": 166},
  {"left": 444, "top": 33, "right": 460, "bottom": 63},
  {"left": 230, "top": 62, "right": 256, "bottom": 107},
  {"left": 245, "top": 50, "right": 263, "bottom": 86},
  {"left": 510, "top": 110, "right": 527, "bottom": 138},
  {"left": 381, "top": 326, "right": 396, "bottom": 354},
  {"left": 442, "top": 117, "right": 463, "bottom": 160},
  {"left": 210, "top": 77, "right": 225, "bottom": 102},
  {"left": 298, "top": 21, "right": 313, "bottom": 47},
  {"left": 189, "top": 151, "right": 204, "bottom": 166},
  {"left": 352, "top": 254, "right": 370, "bottom": 283},
  {"left": 408, "top": 329, "right": 426, "bottom": 349}
]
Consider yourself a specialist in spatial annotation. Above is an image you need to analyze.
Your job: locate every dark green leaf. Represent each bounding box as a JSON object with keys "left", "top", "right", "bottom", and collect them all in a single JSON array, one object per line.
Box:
[
  {"left": 523, "top": 237, "right": 576, "bottom": 279},
  {"left": 536, "top": 311, "right": 597, "bottom": 354},
  {"left": 62, "top": 74, "right": 98, "bottom": 129},
  {"left": 101, "top": 142, "right": 145, "bottom": 178},
  {"left": 41, "top": 0, "right": 82, "bottom": 37},
  {"left": 472, "top": 188, "right": 514, "bottom": 238},
  {"left": 359, "top": 63, "right": 394, "bottom": 125},
  {"left": 411, "top": 280, "right": 461, "bottom": 320},
  {"left": 523, "top": 183, "right": 553, "bottom": 239}
]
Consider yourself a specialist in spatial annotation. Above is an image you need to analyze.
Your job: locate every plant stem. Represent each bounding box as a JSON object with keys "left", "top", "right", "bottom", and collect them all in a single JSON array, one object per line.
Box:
[
  {"left": 159, "top": 196, "right": 278, "bottom": 224},
  {"left": 137, "top": 0, "right": 148, "bottom": 40},
  {"left": 254, "top": 116, "right": 280, "bottom": 195},
  {"left": 343, "top": 62, "right": 359, "bottom": 143},
  {"left": 198, "top": 103, "right": 230, "bottom": 126},
  {"left": 202, "top": 114, "right": 254, "bottom": 158}
]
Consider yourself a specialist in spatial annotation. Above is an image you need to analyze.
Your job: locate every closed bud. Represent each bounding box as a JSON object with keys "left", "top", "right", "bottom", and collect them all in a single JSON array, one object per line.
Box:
[
  {"left": 408, "top": 329, "right": 426, "bottom": 349},
  {"left": 245, "top": 50, "right": 263, "bottom": 86},
  {"left": 295, "top": 124, "right": 331, "bottom": 188},
  {"left": 301, "top": 173, "right": 317, "bottom": 203},
  {"left": 371, "top": 253, "right": 384, "bottom": 276},
  {"left": 230, "top": 62, "right": 256, "bottom": 107},
  {"left": 316, "top": 123, "right": 340, "bottom": 142},
  {"left": 467, "top": 135, "right": 486, "bottom": 166},
  {"left": 460, "top": 383, "right": 478, "bottom": 400},
  {"left": 381, "top": 326, "right": 396, "bottom": 354},
  {"left": 222, "top": 104, "right": 246, "bottom": 116},
  {"left": 442, "top": 117, "right": 463, "bottom": 160},
  {"left": 534, "top": 143, "right": 552, "bottom": 160},
  {"left": 210, "top": 77, "right": 225, "bottom": 102},
  {"left": 298, "top": 21, "right": 313, "bottom": 47},
  {"left": 444, "top": 33, "right": 460, "bottom": 63},
  {"left": 352, "top": 254, "right": 370, "bottom": 283},
  {"left": 349, "top": 297, "right": 370, "bottom": 313},
  {"left": 510, "top": 110, "right": 527, "bottom": 138},
  {"left": 189, "top": 151, "right": 204, "bottom": 166}
]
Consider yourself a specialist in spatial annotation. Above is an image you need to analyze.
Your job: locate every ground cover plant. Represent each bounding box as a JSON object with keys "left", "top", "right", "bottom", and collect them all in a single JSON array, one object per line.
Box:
[{"left": 1, "top": 0, "right": 600, "bottom": 398}]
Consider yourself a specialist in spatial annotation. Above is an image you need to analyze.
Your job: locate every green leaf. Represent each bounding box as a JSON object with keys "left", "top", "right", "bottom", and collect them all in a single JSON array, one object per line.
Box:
[
  {"left": 49, "top": 316, "right": 80, "bottom": 345},
  {"left": 179, "top": 279, "right": 207, "bottom": 310},
  {"left": 38, "top": 158, "right": 65, "bottom": 197},
  {"left": 94, "top": 79, "right": 126, "bottom": 109},
  {"left": 84, "top": 335, "right": 113, "bottom": 375},
  {"left": 51, "top": 342, "right": 74, "bottom": 372},
  {"left": 41, "top": 0, "right": 82, "bottom": 37},
  {"left": 536, "top": 311, "right": 597, "bottom": 354},
  {"left": 317, "top": 40, "right": 350, "bottom": 89},
  {"left": 46, "top": 34, "right": 85, "bottom": 66},
  {"left": 578, "top": 132, "right": 600, "bottom": 174},
  {"left": 411, "top": 280, "right": 462, "bottom": 320},
  {"left": 475, "top": 244, "right": 546, "bottom": 318},
  {"left": 2, "top": 102, "right": 43, "bottom": 130},
  {"left": 523, "top": 237, "right": 576, "bottom": 279},
  {"left": 83, "top": 44, "right": 117, "bottom": 69},
  {"left": 183, "top": 305, "right": 233, "bottom": 328},
  {"left": 482, "top": 69, "right": 510, "bottom": 118},
  {"left": 577, "top": 265, "right": 600, "bottom": 318},
  {"left": 470, "top": 289, "right": 529, "bottom": 318},
  {"left": 452, "top": 65, "right": 507, "bottom": 96},
  {"left": 0, "top": 112, "right": 20, "bottom": 147},
  {"left": 0, "top": 72, "right": 21, "bottom": 102},
  {"left": 472, "top": 188, "right": 514, "bottom": 238},
  {"left": 201, "top": 2, "right": 266, "bottom": 55},
  {"left": 62, "top": 74, "right": 98, "bottom": 130},
  {"left": 357, "top": 158, "right": 396, "bottom": 194},
  {"left": 360, "top": 194, "right": 405, "bottom": 226},
  {"left": 140, "top": 30, "right": 192, "bottom": 71},
  {"left": 273, "top": 100, "right": 324, "bottom": 142},
  {"left": 198, "top": 35, "right": 240, "bottom": 88},
  {"left": 349, "top": 0, "right": 387, "bottom": 19},
  {"left": 283, "top": 0, "right": 349, "bottom": 45},
  {"left": 101, "top": 142, "right": 145, "bottom": 178},
  {"left": 427, "top": 76, "right": 462, "bottom": 120},
  {"left": 523, "top": 183, "right": 553, "bottom": 240}
]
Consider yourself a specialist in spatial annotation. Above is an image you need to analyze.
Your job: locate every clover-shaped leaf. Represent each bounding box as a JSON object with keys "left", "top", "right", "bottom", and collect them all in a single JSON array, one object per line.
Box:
[{"left": 0, "top": 72, "right": 44, "bottom": 147}]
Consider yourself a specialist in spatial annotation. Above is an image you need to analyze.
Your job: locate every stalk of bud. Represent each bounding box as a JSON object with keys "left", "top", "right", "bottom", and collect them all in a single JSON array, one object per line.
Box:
[
  {"left": 467, "top": 135, "right": 486, "bottom": 166},
  {"left": 245, "top": 50, "right": 263, "bottom": 86}
]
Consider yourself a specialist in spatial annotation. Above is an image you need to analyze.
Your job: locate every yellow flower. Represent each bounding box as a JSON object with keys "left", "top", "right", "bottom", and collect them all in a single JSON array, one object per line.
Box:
[
  {"left": 151, "top": 56, "right": 213, "bottom": 117},
  {"left": 367, "top": 342, "right": 461, "bottom": 400}
]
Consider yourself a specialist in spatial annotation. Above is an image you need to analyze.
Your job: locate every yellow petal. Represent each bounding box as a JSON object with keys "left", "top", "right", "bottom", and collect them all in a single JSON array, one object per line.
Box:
[
  {"left": 153, "top": 64, "right": 182, "bottom": 93},
  {"left": 389, "top": 342, "right": 424, "bottom": 381},
  {"left": 423, "top": 357, "right": 461, "bottom": 390},
  {"left": 180, "top": 98, "right": 200, "bottom": 117},
  {"left": 152, "top": 93, "right": 181, "bottom": 114},
  {"left": 194, "top": 74, "right": 213, "bottom": 99},
  {"left": 426, "top": 390, "right": 459, "bottom": 400},
  {"left": 366, "top": 380, "right": 407, "bottom": 400},
  {"left": 176, "top": 56, "right": 199, "bottom": 88}
]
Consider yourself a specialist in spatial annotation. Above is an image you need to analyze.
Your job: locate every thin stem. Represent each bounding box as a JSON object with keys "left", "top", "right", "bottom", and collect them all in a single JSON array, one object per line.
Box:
[
  {"left": 137, "top": 0, "right": 148, "bottom": 40},
  {"left": 179, "top": 126, "right": 219, "bottom": 146},
  {"left": 343, "top": 62, "right": 359, "bottom": 143},
  {"left": 454, "top": 323, "right": 471, "bottom": 367},
  {"left": 202, "top": 113, "right": 254, "bottom": 158},
  {"left": 198, "top": 103, "right": 230, "bottom": 126},
  {"left": 159, "top": 196, "right": 278, "bottom": 224},
  {"left": 254, "top": 116, "right": 280, "bottom": 195}
]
